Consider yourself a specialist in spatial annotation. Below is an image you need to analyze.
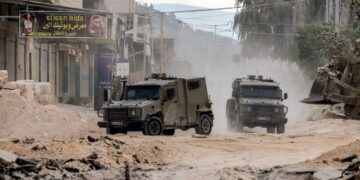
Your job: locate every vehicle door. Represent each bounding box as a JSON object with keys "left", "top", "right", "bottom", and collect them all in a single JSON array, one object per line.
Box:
[{"left": 162, "top": 86, "right": 178, "bottom": 126}]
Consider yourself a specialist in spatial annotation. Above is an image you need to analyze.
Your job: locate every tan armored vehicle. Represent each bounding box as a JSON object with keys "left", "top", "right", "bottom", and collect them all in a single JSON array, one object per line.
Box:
[{"left": 98, "top": 74, "right": 214, "bottom": 135}]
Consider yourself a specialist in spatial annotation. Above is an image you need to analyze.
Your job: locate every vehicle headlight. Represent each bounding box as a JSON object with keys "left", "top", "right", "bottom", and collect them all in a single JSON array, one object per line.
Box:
[
  {"left": 274, "top": 108, "right": 280, "bottom": 113},
  {"left": 128, "top": 109, "right": 141, "bottom": 117},
  {"left": 246, "top": 107, "right": 252, "bottom": 112}
]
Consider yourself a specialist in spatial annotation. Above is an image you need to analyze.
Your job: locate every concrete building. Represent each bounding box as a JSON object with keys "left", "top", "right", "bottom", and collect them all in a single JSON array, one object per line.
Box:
[
  {"left": 0, "top": 0, "right": 122, "bottom": 108},
  {"left": 105, "top": 0, "right": 154, "bottom": 84}
]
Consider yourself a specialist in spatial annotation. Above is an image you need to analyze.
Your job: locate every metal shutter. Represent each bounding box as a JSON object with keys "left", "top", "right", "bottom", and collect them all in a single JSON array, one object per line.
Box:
[
  {"left": 41, "top": 46, "right": 49, "bottom": 82},
  {"left": 33, "top": 45, "right": 40, "bottom": 82},
  {"left": 7, "top": 34, "right": 16, "bottom": 81},
  {"left": 16, "top": 39, "right": 26, "bottom": 80},
  {"left": 50, "top": 45, "right": 56, "bottom": 96},
  {"left": 0, "top": 30, "right": 5, "bottom": 70}
]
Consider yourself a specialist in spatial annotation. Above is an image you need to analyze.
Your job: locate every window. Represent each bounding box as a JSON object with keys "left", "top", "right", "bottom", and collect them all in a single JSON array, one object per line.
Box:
[
  {"left": 125, "top": 86, "right": 160, "bottom": 100},
  {"left": 165, "top": 88, "right": 176, "bottom": 101},
  {"left": 188, "top": 80, "right": 200, "bottom": 90},
  {"left": 241, "top": 86, "right": 281, "bottom": 99}
]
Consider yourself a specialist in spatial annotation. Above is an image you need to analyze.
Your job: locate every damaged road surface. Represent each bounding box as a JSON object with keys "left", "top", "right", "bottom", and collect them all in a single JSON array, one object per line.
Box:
[{"left": 2, "top": 117, "right": 360, "bottom": 179}]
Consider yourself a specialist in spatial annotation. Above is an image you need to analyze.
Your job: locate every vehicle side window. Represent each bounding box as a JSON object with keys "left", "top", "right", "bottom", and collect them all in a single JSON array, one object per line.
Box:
[
  {"left": 165, "top": 88, "right": 176, "bottom": 101},
  {"left": 188, "top": 80, "right": 200, "bottom": 90}
]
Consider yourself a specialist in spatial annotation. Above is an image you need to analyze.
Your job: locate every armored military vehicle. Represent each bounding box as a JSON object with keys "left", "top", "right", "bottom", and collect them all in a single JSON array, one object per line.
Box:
[
  {"left": 98, "top": 74, "right": 214, "bottom": 136},
  {"left": 226, "top": 75, "right": 288, "bottom": 134}
]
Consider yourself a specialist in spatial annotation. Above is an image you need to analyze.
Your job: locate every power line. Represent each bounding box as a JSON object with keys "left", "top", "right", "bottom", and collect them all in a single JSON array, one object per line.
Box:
[
  {"left": 241, "top": 32, "right": 299, "bottom": 36},
  {"left": 166, "top": 0, "right": 305, "bottom": 14},
  {"left": 182, "top": 18, "right": 232, "bottom": 22},
  {"left": 182, "top": 19, "right": 315, "bottom": 26},
  {"left": 177, "top": 13, "right": 235, "bottom": 20}
]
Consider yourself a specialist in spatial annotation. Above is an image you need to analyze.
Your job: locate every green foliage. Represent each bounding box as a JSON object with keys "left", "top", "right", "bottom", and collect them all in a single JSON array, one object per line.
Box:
[
  {"left": 233, "top": 0, "right": 296, "bottom": 59},
  {"left": 296, "top": 23, "right": 350, "bottom": 77},
  {"left": 350, "top": 0, "right": 360, "bottom": 23},
  {"left": 295, "top": 0, "right": 360, "bottom": 78},
  {"left": 232, "top": 0, "right": 360, "bottom": 78}
]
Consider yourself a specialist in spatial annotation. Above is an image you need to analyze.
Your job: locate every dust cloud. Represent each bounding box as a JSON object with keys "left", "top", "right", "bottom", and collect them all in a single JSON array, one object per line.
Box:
[{"left": 190, "top": 58, "right": 313, "bottom": 133}]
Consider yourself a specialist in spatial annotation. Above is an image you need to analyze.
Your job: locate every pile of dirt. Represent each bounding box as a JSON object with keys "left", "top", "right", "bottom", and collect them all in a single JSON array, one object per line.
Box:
[
  {"left": 0, "top": 94, "right": 98, "bottom": 139},
  {"left": 244, "top": 140, "right": 360, "bottom": 179}
]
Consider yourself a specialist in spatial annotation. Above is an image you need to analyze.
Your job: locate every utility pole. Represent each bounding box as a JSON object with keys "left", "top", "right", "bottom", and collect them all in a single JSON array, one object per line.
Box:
[
  {"left": 335, "top": 0, "right": 340, "bottom": 32},
  {"left": 325, "top": 0, "right": 340, "bottom": 32},
  {"left": 329, "top": 0, "right": 333, "bottom": 18},
  {"left": 325, "top": 0, "right": 329, "bottom": 22},
  {"left": 160, "top": 12, "right": 164, "bottom": 73}
]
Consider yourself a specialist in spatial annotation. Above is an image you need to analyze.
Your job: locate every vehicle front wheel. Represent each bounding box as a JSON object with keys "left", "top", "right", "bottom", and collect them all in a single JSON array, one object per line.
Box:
[
  {"left": 277, "top": 123, "right": 285, "bottom": 134},
  {"left": 142, "top": 117, "right": 163, "bottom": 136},
  {"left": 195, "top": 115, "right": 213, "bottom": 135}
]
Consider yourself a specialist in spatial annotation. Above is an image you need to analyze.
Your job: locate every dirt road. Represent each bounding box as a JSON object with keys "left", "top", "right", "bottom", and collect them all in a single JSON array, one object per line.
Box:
[
  {"left": 127, "top": 119, "right": 360, "bottom": 179},
  {"left": 2, "top": 114, "right": 360, "bottom": 179}
]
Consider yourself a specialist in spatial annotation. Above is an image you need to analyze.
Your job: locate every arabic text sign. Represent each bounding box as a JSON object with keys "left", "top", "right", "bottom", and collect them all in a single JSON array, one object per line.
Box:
[{"left": 19, "top": 11, "right": 108, "bottom": 38}]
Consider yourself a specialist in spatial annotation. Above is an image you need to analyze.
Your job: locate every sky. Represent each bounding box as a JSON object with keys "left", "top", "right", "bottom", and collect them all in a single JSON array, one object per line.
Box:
[
  {"left": 137, "top": 0, "right": 237, "bottom": 38},
  {"left": 137, "top": 0, "right": 237, "bottom": 12}
]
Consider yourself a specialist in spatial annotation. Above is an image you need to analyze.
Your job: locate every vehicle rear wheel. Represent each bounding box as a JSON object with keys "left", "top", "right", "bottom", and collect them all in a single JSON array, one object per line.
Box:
[
  {"left": 142, "top": 117, "right": 163, "bottom": 136},
  {"left": 277, "top": 123, "right": 285, "bottom": 134},
  {"left": 267, "top": 127, "right": 275, "bottom": 134},
  {"left": 163, "top": 129, "right": 175, "bottom": 136},
  {"left": 195, "top": 115, "right": 213, "bottom": 135}
]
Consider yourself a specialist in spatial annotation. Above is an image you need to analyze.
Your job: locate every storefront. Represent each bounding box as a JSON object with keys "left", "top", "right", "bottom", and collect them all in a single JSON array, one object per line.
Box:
[{"left": 0, "top": 0, "right": 120, "bottom": 107}]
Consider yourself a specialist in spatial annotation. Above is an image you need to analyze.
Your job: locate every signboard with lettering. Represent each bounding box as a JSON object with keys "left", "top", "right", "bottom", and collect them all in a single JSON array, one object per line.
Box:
[{"left": 19, "top": 11, "right": 108, "bottom": 38}]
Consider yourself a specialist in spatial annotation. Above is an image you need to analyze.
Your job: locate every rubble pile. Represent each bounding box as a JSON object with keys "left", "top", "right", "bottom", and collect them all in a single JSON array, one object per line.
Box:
[
  {"left": 0, "top": 134, "right": 174, "bottom": 179},
  {"left": 0, "top": 70, "right": 52, "bottom": 105},
  {"left": 0, "top": 92, "right": 97, "bottom": 139},
  {"left": 0, "top": 149, "right": 108, "bottom": 179},
  {"left": 252, "top": 140, "right": 360, "bottom": 179},
  {"left": 0, "top": 70, "right": 8, "bottom": 88}
]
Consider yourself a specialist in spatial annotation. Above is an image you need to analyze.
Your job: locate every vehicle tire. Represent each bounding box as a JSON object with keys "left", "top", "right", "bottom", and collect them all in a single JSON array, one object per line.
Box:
[
  {"left": 267, "top": 127, "right": 275, "bottom": 134},
  {"left": 226, "top": 99, "right": 235, "bottom": 117},
  {"left": 235, "top": 114, "right": 244, "bottom": 132},
  {"left": 163, "top": 129, "right": 175, "bottom": 136},
  {"left": 277, "top": 123, "right": 285, "bottom": 134},
  {"left": 142, "top": 117, "right": 163, "bottom": 136},
  {"left": 195, "top": 114, "right": 213, "bottom": 135}
]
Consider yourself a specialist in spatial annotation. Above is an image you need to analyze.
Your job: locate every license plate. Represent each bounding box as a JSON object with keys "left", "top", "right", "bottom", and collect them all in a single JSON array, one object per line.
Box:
[
  {"left": 111, "top": 121, "right": 123, "bottom": 126},
  {"left": 257, "top": 116, "right": 271, "bottom": 121}
]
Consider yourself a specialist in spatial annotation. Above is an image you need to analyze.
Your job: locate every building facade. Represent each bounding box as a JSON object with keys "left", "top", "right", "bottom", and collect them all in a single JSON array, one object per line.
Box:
[{"left": 0, "top": 0, "right": 122, "bottom": 108}]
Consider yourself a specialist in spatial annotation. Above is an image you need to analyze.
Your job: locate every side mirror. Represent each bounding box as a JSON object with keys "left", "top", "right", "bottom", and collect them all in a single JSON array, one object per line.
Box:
[{"left": 284, "top": 93, "right": 288, "bottom": 100}]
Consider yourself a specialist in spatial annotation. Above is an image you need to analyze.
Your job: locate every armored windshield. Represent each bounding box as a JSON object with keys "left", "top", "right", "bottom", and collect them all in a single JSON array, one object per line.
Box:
[
  {"left": 241, "top": 85, "right": 281, "bottom": 99},
  {"left": 125, "top": 85, "right": 160, "bottom": 100}
]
